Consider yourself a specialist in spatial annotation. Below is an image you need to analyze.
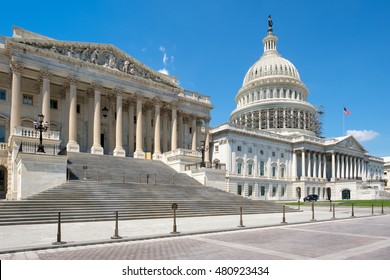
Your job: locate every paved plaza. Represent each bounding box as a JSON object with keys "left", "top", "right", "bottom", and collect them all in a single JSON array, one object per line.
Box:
[{"left": 0, "top": 205, "right": 389, "bottom": 260}]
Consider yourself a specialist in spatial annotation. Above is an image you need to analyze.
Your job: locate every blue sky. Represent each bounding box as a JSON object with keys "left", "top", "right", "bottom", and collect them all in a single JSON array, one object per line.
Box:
[{"left": 2, "top": 0, "right": 390, "bottom": 156}]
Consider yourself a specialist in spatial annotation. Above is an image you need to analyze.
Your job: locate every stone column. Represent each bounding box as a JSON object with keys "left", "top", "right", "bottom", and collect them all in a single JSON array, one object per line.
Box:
[
  {"left": 134, "top": 96, "right": 144, "bottom": 158},
  {"left": 66, "top": 77, "right": 80, "bottom": 152},
  {"left": 307, "top": 151, "right": 312, "bottom": 179},
  {"left": 10, "top": 61, "right": 23, "bottom": 135},
  {"left": 341, "top": 154, "right": 345, "bottom": 179},
  {"left": 171, "top": 105, "right": 177, "bottom": 151},
  {"left": 318, "top": 153, "right": 322, "bottom": 179},
  {"left": 204, "top": 118, "right": 210, "bottom": 164},
  {"left": 331, "top": 152, "right": 336, "bottom": 182},
  {"left": 323, "top": 154, "right": 327, "bottom": 181},
  {"left": 178, "top": 112, "right": 183, "bottom": 149},
  {"left": 292, "top": 150, "right": 297, "bottom": 180},
  {"left": 113, "top": 90, "right": 125, "bottom": 157},
  {"left": 128, "top": 101, "right": 135, "bottom": 156},
  {"left": 86, "top": 88, "right": 94, "bottom": 152},
  {"left": 162, "top": 109, "right": 168, "bottom": 152},
  {"left": 145, "top": 105, "right": 152, "bottom": 153},
  {"left": 346, "top": 155, "right": 350, "bottom": 179},
  {"left": 353, "top": 157, "right": 357, "bottom": 179},
  {"left": 40, "top": 69, "right": 51, "bottom": 127},
  {"left": 313, "top": 153, "right": 318, "bottom": 179},
  {"left": 191, "top": 115, "right": 197, "bottom": 151},
  {"left": 336, "top": 154, "right": 340, "bottom": 179},
  {"left": 91, "top": 83, "right": 103, "bottom": 154},
  {"left": 301, "top": 150, "right": 306, "bottom": 180},
  {"left": 153, "top": 101, "right": 161, "bottom": 158}
]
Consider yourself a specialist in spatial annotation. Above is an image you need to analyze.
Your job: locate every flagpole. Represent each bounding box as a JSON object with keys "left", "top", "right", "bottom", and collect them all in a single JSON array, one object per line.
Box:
[{"left": 343, "top": 110, "right": 345, "bottom": 135}]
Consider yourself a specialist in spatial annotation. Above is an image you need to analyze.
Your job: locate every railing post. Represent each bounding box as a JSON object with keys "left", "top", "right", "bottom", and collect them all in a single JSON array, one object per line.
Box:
[
  {"left": 281, "top": 204, "right": 287, "bottom": 224},
  {"left": 170, "top": 203, "right": 180, "bottom": 234},
  {"left": 111, "top": 211, "right": 122, "bottom": 239},
  {"left": 238, "top": 206, "right": 245, "bottom": 227},
  {"left": 310, "top": 202, "right": 316, "bottom": 222},
  {"left": 332, "top": 203, "right": 336, "bottom": 219},
  {"left": 52, "top": 212, "right": 66, "bottom": 245}
]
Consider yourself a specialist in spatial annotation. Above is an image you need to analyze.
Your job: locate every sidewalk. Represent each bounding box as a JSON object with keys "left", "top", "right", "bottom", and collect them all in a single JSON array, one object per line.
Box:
[{"left": 0, "top": 205, "right": 385, "bottom": 254}]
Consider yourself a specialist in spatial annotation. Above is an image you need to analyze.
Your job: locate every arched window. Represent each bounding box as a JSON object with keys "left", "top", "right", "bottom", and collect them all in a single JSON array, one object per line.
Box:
[
  {"left": 236, "top": 159, "right": 243, "bottom": 174},
  {"left": 247, "top": 162, "right": 253, "bottom": 176},
  {"left": 259, "top": 161, "right": 265, "bottom": 176}
]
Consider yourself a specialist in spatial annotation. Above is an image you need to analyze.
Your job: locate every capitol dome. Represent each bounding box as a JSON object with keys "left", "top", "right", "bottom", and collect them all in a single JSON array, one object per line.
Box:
[
  {"left": 243, "top": 51, "right": 301, "bottom": 86},
  {"left": 230, "top": 17, "right": 320, "bottom": 137}
]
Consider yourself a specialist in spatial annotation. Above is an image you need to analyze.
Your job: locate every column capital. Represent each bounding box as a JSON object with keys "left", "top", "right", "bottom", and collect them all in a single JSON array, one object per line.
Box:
[
  {"left": 10, "top": 61, "right": 24, "bottom": 73},
  {"left": 112, "top": 88, "right": 124, "bottom": 97},
  {"left": 40, "top": 69, "right": 52, "bottom": 80},
  {"left": 91, "top": 81, "right": 103, "bottom": 90},
  {"left": 66, "top": 76, "right": 78, "bottom": 86}
]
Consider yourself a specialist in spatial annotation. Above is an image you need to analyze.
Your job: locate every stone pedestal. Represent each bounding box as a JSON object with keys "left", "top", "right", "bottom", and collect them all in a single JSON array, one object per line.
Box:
[{"left": 113, "top": 146, "right": 126, "bottom": 157}]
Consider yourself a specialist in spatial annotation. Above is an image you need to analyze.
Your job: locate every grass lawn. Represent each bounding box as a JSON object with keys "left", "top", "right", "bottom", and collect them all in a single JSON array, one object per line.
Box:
[{"left": 284, "top": 200, "right": 390, "bottom": 207}]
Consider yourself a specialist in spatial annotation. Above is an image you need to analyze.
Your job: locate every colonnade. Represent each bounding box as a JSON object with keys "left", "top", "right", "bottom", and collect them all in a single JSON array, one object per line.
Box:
[
  {"left": 9, "top": 64, "right": 210, "bottom": 160},
  {"left": 232, "top": 108, "right": 317, "bottom": 133},
  {"left": 292, "top": 149, "right": 369, "bottom": 182}
]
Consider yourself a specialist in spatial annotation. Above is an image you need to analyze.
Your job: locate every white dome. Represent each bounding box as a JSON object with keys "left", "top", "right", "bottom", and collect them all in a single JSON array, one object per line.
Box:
[{"left": 243, "top": 52, "right": 300, "bottom": 86}]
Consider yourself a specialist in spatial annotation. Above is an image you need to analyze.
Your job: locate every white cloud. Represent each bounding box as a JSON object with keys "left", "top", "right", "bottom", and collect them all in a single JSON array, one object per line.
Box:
[
  {"left": 158, "top": 68, "right": 169, "bottom": 75},
  {"left": 346, "top": 130, "right": 379, "bottom": 142},
  {"left": 163, "top": 53, "right": 168, "bottom": 65}
]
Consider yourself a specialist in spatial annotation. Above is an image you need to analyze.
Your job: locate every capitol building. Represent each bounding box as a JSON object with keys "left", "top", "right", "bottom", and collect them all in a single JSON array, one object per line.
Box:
[{"left": 0, "top": 19, "right": 387, "bottom": 201}]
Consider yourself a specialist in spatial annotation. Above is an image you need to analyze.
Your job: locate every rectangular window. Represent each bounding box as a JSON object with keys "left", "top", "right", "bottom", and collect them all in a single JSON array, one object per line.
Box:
[
  {"left": 214, "top": 145, "right": 219, "bottom": 153},
  {"left": 50, "top": 99, "right": 58, "bottom": 109},
  {"left": 260, "top": 186, "right": 265, "bottom": 196},
  {"left": 248, "top": 147, "right": 253, "bottom": 153},
  {"left": 281, "top": 152, "right": 284, "bottom": 158},
  {"left": 280, "top": 167, "right": 285, "bottom": 178},
  {"left": 23, "top": 94, "right": 33, "bottom": 105},
  {"left": 237, "top": 146, "right": 242, "bottom": 152},
  {"left": 0, "top": 125, "right": 5, "bottom": 142},
  {"left": 272, "top": 166, "right": 276, "bottom": 177},
  {"left": 272, "top": 151, "right": 276, "bottom": 157},
  {"left": 77, "top": 104, "right": 81, "bottom": 114},
  {"left": 0, "top": 89, "right": 6, "bottom": 100}
]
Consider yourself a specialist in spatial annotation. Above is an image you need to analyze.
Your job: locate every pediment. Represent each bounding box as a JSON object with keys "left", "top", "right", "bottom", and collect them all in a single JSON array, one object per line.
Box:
[
  {"left": 332, "top": 136, "right": 366, "bottom": 153},
  {"left": 7, "top": 28, "right": 180, "bottom": 89}
]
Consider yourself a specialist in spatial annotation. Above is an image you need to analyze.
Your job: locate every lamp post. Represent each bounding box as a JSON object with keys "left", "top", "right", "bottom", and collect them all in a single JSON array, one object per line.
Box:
[
  {"left": 33, "top": 113, "right": 49, "bottom": 153},
  {"left": 197, "top": 140, "right": 209, "bottom": 168}
]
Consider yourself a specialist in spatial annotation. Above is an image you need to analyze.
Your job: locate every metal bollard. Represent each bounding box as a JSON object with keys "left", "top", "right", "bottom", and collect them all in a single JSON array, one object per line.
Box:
[
  {"left": 52, "top": 212, "right": 66, "bottom": 245},
  {"left": 238, "top": 206, "right": 245, "bottom": 227},
  {"left": 381, "top": 201, "right": 385, "bottom": 215},
  {"left": 170, "top": 203, "right": 180, "bottom": 234},
  {"left": 372, "top": 203, "right": 374, "bottom": 216},
  {"left": 310, "top": 202, "right": 316, "bottom": 222},
  {"left": 146, "top": 174, "right": 149, "bottom": 184},
  {"left": 329, "top": 200, "right": 332, "bottom": 212},
  {"left": 281, "top": 204, "right": 287, "bottom": 224},
  {"left": 111, "top": 211, "right": 122, "bottom": 239},
  {"left": 154, "top": 174, "right": 157, "bottom": 185},
  {"left": 122, "top": 172, "right": 125, "bottom": 183},
  {"left": 351, "top": 203, "right": 355, "bottom": 217},
  {"left": 297, "top": 200, "right": 300, "bottom": 210},
  {"left": 332, "top": 203, "right": 336, "bottom": 219},
  {"left": 96, "top": 171, "right": 100, "bottom": 181}
]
